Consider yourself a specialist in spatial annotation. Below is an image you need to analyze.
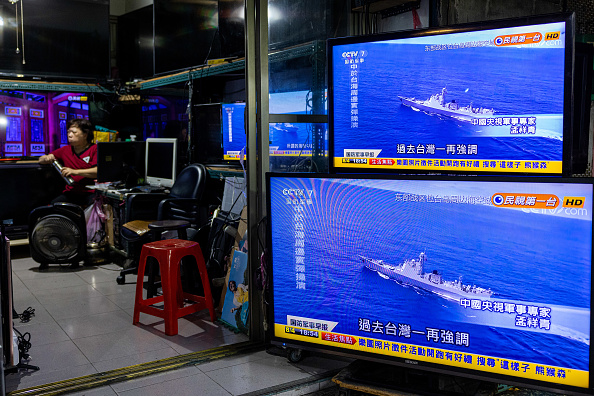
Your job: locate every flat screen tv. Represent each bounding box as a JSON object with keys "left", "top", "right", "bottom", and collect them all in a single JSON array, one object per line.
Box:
[
  {"left": 329, "top": 13, "right": 575, "bottom": 175},
  {"left": 0, "top": 0, "right": 109, "bottom": 80},
  {"left": 153, "top": 0, "right": 219, "bottom": 75},
  {"left": 267, "top": 173, "right": 593, "bottom": 393},
  {"left": 222, "top": 103, "right": 246, "bottom": 161}
]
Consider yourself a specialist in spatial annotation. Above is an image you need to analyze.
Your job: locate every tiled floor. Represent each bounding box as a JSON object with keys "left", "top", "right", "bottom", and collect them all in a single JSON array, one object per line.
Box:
[{"left": 4, "top": 245, "right": 350, "bottom": 395}]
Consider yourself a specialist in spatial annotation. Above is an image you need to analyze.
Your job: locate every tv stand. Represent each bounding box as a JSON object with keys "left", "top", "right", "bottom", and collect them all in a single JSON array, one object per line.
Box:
[{"left": 333, "top": 360, "right": 499, "bottom": 396}]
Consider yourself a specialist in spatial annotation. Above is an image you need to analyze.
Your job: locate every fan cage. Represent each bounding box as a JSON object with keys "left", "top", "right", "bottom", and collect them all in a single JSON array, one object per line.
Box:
[{"left": 31, "top": 214, "right": 83, "bottom": 262}]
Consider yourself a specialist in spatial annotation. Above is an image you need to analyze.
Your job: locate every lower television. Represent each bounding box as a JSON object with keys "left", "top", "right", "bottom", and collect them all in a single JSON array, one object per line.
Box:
[{"left": 267, "top": 173, "right": 593, "bottom": 393}]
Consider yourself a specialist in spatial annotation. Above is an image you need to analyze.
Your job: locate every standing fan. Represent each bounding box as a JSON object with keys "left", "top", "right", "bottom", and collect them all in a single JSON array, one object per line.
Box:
[{"left": 28, "top": 203, "right": 86, "bottom": 269}]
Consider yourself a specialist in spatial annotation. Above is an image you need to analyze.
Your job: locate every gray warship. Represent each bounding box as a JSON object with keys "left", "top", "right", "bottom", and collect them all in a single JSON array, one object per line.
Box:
[
  {"left": 361, "top": 252, "right": 493, "bottom": 301},
  {"left": 398, "top": 87, "right": 495, "bottom": 123}
]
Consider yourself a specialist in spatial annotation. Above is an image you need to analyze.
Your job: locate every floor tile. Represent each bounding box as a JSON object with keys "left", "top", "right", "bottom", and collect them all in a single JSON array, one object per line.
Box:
[
  {"left": 202, "top": 331, "right": 250, "bottom": 348},
  {"left": 21, "top": 274, "right": 89, "bottom": 291},
  {"left": 73, "top": 326, "right": 172, "bottom": 363},
  {"left": 13, "top": 319, "right": 70, "bottom": 347},
  {"left": 31, "top": 284, "right": 104, "bottom": 301},
  {"left": 5, "top": 363, "right": 97, "bottom": 392},
  {"left": 105, "top": 290, "right": 137, "bottom": 310},
  {"left": 109, "top": 365, "right": 201, "bottom": 393},
  {"left": 56, "top": 309, "right": 133, "bottom": 340},
  {"left": 12, "top": 264, "right": 70, "bottom": 280},
  {"left": 117, "top": 370, "right": 231, "bottom": 396},
  {"left": 11, "top": 274, "right": 27, "bottom": 292},
  {"left": 197, "top": 350, "right": 268, "bottom": 373},
  {"left": 91, "top": 347, "right": 180, "bottom": 373},
  {"left": 12, "top": 339, "right": 91, "bottom": 374},
  {"left": 76, "top": 266, "right": 125, "bottom": 284},
  {"left": 12, "top": 284, "right": 38, "bottom": 303},
  {"left": 205, "top": 354, "right": 311, "bottom": 395},
  {"left": 158, "top": 336, "right": 220, "bottom": 355},
  {"left": 91, "top": 279, "right": 137, "bottom": 296},
  {"left": 64, "top": 385, "right": 118, "bottom": 396},
  {"left": 41, "top": 294, "right": 121, "bottom": 320},
  {"left": 13, "top": 300, "right": 54, "bottom": 325}
]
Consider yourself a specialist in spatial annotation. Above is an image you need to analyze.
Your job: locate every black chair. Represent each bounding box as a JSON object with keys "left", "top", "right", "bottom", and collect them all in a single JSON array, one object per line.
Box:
[{"left": 116, "top": 163, "right": 210, "bottom": 284}]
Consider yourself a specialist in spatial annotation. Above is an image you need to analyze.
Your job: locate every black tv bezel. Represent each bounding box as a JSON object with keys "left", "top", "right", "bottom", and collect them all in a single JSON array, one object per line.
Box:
[
  {"left": 327, "top": 13, "right": 576, "bottom": 177},
  {"left": 265, "top": 172, "right": 594, "bottom": 394}
]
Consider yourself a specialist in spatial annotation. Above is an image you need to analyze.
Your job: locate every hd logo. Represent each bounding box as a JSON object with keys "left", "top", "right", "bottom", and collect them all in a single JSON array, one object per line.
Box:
[
  {"left": 545, "top": 31, "right": 560, "bottom": 41},
  {"left": 563, "top": 197, "right": 585, "bottom": 208}
]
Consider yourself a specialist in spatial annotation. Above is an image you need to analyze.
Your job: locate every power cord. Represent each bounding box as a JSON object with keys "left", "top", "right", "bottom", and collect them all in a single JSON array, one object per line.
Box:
[
  {"left": 14, "top": 306, "right": 35, "bottom": 323},
  {"left": 12, "top": 327, "right": 33, "bottom": 360}
]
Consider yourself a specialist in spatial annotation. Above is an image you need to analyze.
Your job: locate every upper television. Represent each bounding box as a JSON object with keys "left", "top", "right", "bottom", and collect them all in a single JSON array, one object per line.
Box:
[
  {"left": 267, "top": 173, "right": 593, "bottom": 393},
  {"left": 153, "top": 0, "right": 219, "bottom": 75},
  {"left": 0, "top": 0, "right": 109, "bottom": 80},
  {"left": 329, "top": 13, "right": 575, "bottom": 175}
]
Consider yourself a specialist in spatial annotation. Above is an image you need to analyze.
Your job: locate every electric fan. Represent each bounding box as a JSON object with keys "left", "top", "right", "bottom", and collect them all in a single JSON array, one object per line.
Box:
[{"left": 28, "top": 203, "right": 87, "bottom": 269}]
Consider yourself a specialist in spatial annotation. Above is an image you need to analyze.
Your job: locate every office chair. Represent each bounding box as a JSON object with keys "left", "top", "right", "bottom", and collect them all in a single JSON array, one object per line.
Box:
[{"left": 117, "top": 163, "right": 210, "bottom": 284}]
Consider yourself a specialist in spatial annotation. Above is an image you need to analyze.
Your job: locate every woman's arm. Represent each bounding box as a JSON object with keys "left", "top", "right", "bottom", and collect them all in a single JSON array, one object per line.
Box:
[
  {"left": 38, "top": 153, "right": 56, "bottom": 164},
  {"left": 62, "top": 166, "right": 97, "bottom": 179}
]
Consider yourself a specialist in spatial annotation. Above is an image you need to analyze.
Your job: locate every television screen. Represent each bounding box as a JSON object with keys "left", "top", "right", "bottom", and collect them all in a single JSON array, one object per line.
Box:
[
  {"left": 267, "top": 173, "right": 593, "bottom": 392},
  {"left": 329, "top": 14, "right": 574, "bottom": 175},
  {"left": 0, "top": 0, "right": 109, "bottom": 80},
  {"left": 153, "top": 0, "right": 219, "bottom": 75},
  {"left": 222, "top": 103, "right": 246, "bottom": 161}
]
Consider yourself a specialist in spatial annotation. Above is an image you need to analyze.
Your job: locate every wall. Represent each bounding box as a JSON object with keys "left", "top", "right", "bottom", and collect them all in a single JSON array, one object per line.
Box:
[
  {"left": 110, "top": 0, "right": 153, "bottom": 16},
  {"left": 378, "top": 0, "right": 430, "bottom": 32},
  {"left": 438, "top": 0, "right": 561, "bottom": 26}
]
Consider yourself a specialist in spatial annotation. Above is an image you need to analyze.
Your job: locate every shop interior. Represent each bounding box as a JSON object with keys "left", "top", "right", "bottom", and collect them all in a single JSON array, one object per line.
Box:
[{"left": 0, "top": 0, "right": 593, "bottom": 395}]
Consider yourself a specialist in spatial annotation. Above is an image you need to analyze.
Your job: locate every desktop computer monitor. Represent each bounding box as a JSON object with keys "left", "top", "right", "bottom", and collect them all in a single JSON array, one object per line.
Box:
[
  {"left": 145, "top": 138, "right": 177, "bottom": 188},
  {"left": 96, "top": 141, "right": 146, "bottom": 187}
]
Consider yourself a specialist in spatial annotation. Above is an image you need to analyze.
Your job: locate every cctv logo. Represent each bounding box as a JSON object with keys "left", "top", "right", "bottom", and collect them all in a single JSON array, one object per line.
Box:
[{"left": 563, "top": 197, "right": 585, "bottom": 208}]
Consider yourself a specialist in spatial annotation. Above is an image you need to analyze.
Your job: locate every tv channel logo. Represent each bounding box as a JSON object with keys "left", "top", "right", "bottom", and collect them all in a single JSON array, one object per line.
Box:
[
  {"left": 562, "top": 196, "right": 585, "bottom": 208},
  {"left": 545, "top": 31, "right": 560, "bottom": 41}
]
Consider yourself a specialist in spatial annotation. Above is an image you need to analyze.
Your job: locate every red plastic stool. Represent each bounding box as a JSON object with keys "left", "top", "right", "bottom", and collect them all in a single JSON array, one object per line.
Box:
[{"left": 133, "top": 239, "right": 216, "bottom": 336}]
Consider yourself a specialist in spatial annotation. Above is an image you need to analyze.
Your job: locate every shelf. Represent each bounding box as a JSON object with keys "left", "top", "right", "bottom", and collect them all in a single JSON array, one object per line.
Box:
[
  {"left": 136, "top": 41, "right": 321, "bottom": 91},
  {"left": 0, "top": 79, "right": 113, "bottom": 93}
]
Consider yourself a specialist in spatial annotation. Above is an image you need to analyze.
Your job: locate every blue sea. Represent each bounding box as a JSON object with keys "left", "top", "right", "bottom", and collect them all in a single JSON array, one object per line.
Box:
[
  {"left": 271, "top": 177, "right": 591, "bottom": 371},
  {"left": 333, "top": 44, "right": 566, "bottom": 160}
]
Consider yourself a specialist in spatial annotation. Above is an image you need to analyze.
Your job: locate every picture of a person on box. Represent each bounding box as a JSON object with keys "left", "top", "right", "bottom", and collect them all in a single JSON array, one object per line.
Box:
[{"left": 229, "top": 280, "right": 248, "bottom": 314}]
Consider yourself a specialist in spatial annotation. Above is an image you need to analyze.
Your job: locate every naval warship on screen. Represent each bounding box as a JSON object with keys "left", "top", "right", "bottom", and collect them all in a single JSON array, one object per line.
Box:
[
  {"left": 361, "top": 252, "right": 493, "bottom": 301},
  {"left": 398, "top": 87, "right": 495, "bottom": 123}
]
